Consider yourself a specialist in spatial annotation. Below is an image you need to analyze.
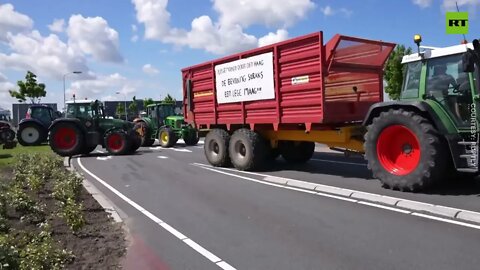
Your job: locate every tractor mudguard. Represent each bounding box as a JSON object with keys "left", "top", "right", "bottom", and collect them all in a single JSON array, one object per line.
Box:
[
  {"left": 49, "top": 118, "right": 88, "bottom": 134},
  {"left": 19, "top": 118, "right": 47, "bottom": 130},
  {"left": 363, "top": 101, "right": 450, "bottom": 135}
]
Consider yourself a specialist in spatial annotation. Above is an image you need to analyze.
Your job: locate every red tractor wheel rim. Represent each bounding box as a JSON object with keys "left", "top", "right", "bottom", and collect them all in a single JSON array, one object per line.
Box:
[
  {"left": 54, "top": 127, "right": 76, "bottom": 150},
  {"left": 376, "top": 125, "right": 421, "bottom": 176},
  {"left": 107, "top": 133, "right": 124, "bottom": 151}
]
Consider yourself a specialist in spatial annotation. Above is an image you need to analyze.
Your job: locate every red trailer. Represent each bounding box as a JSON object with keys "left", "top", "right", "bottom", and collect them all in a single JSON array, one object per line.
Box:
[{"left": 182, "top": 31, "right": 395, "bottom": 171}]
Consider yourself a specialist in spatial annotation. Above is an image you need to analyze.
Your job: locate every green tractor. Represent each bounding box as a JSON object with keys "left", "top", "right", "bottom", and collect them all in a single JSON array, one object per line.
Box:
[
  {"left": 362, "top": 35, "right": 480, "bottom": 191},
  {"left": 48, "top": 100, "right": 142, "bottom": 156},
  {"left": 134, "top": 102, "right": 199, "bottom": 147}
]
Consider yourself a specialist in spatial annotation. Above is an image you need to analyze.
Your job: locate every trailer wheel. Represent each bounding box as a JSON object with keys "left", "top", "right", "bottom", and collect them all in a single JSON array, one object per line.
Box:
[
  {"left": 279, "top": 141, "right": 315, "bottom": 164},
  {"left": 105, "top": 131, "right": 130, "bottom": 155},
  {"left": 229, "top": 129, "right": 267, "bottom": 171},
  {"left": 204, "top": 129, "right": 230, "bottom": 167},
  {"left": 364, "top": 109, "right": 448, "bottom": 192},
  {"left": 49, "top": 122, "right": 84, "bottom": 157},
  {"left": 159, "top": 127, "right": 177, "bottom": 148},
  {"left": 184, "top": 130, "right": 200, "bottom": 146}
]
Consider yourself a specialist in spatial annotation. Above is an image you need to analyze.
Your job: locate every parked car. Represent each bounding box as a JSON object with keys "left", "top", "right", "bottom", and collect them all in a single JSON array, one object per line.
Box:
[{"left": 17, "top": 105, "right": 61, "bottom": 146}]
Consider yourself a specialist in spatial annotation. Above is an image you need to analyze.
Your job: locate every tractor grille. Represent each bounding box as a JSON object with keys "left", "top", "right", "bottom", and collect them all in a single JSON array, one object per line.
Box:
[{"left": 175, "top": 120, "right": 182, "bottom": 129}]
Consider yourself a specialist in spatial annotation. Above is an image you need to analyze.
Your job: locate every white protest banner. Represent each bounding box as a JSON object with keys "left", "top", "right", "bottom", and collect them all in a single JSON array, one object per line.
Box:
[{"left": 215, "top": 52, "right": 275, "bottom": 104}]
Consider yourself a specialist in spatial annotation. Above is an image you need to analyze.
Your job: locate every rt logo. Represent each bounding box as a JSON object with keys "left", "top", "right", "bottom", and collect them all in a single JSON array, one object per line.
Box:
[{"left": 446, "top": 12, "right": 468, "bottom": 34}]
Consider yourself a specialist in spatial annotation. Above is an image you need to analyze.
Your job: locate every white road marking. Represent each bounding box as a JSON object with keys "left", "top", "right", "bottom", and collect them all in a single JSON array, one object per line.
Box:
[
  {"left": 311, "top": 158, "right": 367, "bottom": 166},
  {"left": 77, "top": 158, "right": 236, "bottom": 270},
  {"left": 192, "top": 163, "right": 480, "bottom": 231},
  {"left": 358, "top": 201, "right": 412, "bottom": 214},
  {"left": 316, "top": 192, "right": 358, "bottom": 203},
  {"left": 157, "top": 156, "right": 168, "bottom": 159},
  {"left": 96, "top": 150, "right": 104, "bottom": 153},
  {"left": 411, "top": 213, "right": 480, "bottom": 230},
  {"left": 96, "top": 156, "right": 112, "bottom": 161},
  {"left": 149, "top": 146, "right": 192, "bottom": 153}
]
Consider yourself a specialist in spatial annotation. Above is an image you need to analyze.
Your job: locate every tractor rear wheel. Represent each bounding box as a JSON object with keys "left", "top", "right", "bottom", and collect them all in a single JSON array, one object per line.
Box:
[
  {"left": 0, "top": 127, "right": 15, "bottom": 143},
  {"left": 18, "top": 123, "right": 45, "bottom": 146},
  {"left": 364, "top": 109, "right": 448, "bottom": 192},
  {"left": 184, "top": 130, "right": 199, "bottom": 146},
  {"left": 49, "top": 122, "right": 84, "bottom": 156},
  {"left": 204, "top": 129, "right": 230, "bottom": 167},
  {"left": 279, "top": 141, "right": 315, "bottom": 164},
  {"left": 229, "top": 129, "right": 267, "bottom": 170},
  {"left": 159, "top": 127, "right": 177, "bottom": 148},
  {"left": 105, "top": 131, "right": 130, "bottom": 155}
]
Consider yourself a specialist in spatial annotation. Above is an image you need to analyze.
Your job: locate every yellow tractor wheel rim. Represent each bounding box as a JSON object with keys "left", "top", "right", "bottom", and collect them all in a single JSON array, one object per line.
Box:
[{"left": 161, "top": 132, "right": 168, "bottom": 144}]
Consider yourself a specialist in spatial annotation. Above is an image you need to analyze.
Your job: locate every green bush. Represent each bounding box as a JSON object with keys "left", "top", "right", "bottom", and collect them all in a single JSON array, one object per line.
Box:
[{"left": 57, "top": 198, "right": 85, "bottom": 232}]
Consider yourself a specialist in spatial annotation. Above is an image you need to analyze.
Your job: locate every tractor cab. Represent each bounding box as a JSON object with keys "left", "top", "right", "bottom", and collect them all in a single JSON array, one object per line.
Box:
[
  {"left": 146, "top": 102, "right": 178, "bottom": 128},
  {"left": 400, "top": 35, "right": 480, "bottom": 171}
]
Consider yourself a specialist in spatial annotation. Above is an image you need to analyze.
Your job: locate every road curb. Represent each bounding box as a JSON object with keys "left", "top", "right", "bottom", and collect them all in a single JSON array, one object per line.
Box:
[
  {"left": 255, "top": 170, "right": 480, "bottom": 225},
  {"left": 64, "top": 157, "right": 123, "bottom": 223}
]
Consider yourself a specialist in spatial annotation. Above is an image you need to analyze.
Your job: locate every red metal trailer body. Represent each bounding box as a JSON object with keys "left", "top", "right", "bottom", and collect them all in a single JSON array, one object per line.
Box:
[{"left": 182, "top": 31, "right": 395, "bottom": 131}]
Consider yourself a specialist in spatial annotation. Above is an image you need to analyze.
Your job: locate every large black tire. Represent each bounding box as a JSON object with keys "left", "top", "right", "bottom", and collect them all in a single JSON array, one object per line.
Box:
[
  {"left": 104, "top": 131, "right": 130, "bottom": 155},
  {"left": 158, "top": 127, "right": 177, "bottom": 148},
  {"left": 204, "top": 129, "right": 230, "bottom": 167},
  {"left": 228, "top": 129, "right": 267, "bottom": 171},
  {"left": 49, "top": 122, "right": 84, "bottom": 157},
  {"left": 143, "top": 138, "right": 156, "bottom": 147},
  {"left": 364, "top": 109, "right": 448, "bottom": 192},
  {"left": 0, "top": 127, "right": 15, "bottom": 143},
  {"left": 184, "top": 130, "right": 200, "bottom": 146},
  {"left": 128, "top": 130, "right": 142, "bottom": 154},
  {"left": 18, "top": 122, "right": 46, "bottom": 146},
  {"left": 137, "top": 121, "right": 155, "bottom": 147},
  {"left": 81, "top": 145, "right": 98, "bottom": 155},
  {"left": 279, "top": 141, "right": 315, "bottom": 164}
]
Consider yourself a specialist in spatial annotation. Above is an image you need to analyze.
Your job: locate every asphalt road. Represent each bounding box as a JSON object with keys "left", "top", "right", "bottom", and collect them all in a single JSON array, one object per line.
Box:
[{"left": 73, "top": 141, "right": 480, "bottom": 270}]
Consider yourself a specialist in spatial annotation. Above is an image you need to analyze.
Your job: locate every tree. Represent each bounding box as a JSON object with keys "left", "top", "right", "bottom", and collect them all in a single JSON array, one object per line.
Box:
[
  {"left": 143, "top": 98, "right": 155, "bottom": 108},
  {"left": 163, "top": 94, "right": 176, "bottom": 104},
  {"left": 128, "top": 96, "right": 138, "bottom": 115},
  {"left": 384, "top": 45, "right": 412, "bottom": 100},
  {"left": 116, "top": 102, "right": 125, "bottom": 118},
  {"left": 9, "top": 71, "right": 47, "bottom": 104}
]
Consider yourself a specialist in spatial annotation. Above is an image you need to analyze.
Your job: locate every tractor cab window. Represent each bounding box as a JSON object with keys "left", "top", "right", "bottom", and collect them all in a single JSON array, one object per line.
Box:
[
  {"left": 66, "top": 104, "right": 94, "bottom": 119},
  {"left": 31, "top": 107, "right": 52, "bottom": 123},
  {"left": 426, "top": 54, "right": 474, "bottom": 127},
  {"left": 401, "top": 61, "right": 421, "bottom": 99}
]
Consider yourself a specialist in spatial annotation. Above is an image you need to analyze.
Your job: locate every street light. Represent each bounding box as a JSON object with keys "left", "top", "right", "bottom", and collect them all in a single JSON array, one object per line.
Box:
[
  {"left": 63, "top": 71, "right": 82, "bottom": 112},
  {"left": 116, "top": 91, "right": 128, "bottom": 121},
  {"left": 63, "top": 71, "right": 82, "bottom": 114}
]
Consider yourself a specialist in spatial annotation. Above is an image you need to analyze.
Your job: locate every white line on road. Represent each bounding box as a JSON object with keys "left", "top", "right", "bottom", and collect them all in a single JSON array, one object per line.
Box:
[
  {"left": 157, "top": 156, "right": 168, "bottom": 159},
  {"left": 411, "top": 213, "right": 480, "bottom": 230},
  {"left": 77, "top": 158, "right": 236, "bottom": 270},
  {"left": 96, "top": 156, "right": 112, "bottom": 161},
  {"left": 311, "top": 158, "right": 367, "bottom": 166},
  {"left": 96, "top": 150, "right": 104, "bottom": 153},
  {"left": 192, "top": 163, "right": 480, "bottom": 231},
  {"left": 150, "top": 146, "right": 192, "bottom": 153}
]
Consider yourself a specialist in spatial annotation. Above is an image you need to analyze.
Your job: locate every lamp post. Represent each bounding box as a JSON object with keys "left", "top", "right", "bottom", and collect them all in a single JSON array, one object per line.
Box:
[
  {"left": 63, "top": 71, "right": 82, "bottom": 114},
  {"left": 116, "top": 92, "right": 128, "bottom": 121}
]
